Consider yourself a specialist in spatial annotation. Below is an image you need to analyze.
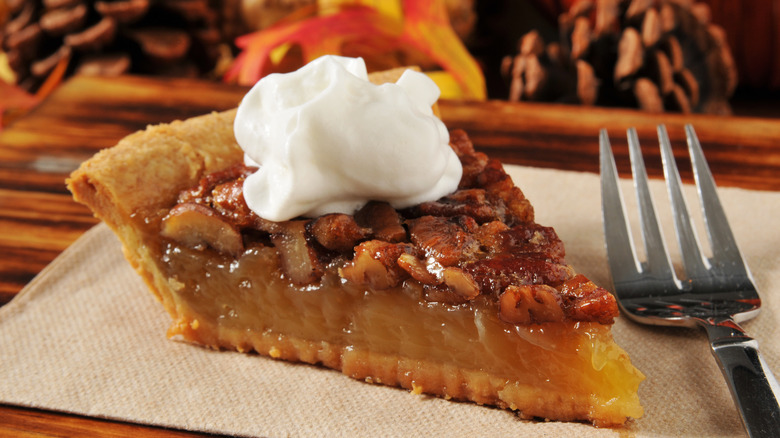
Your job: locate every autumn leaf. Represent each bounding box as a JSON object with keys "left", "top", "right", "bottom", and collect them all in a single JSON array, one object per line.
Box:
[
  {"left": 0, "top": 81, "right": 38, "bottom": 128},
  {"left": 224, "top": 0, "right": 485, "bottom": 100},
  {"left": 0, "top": 50, "right": 70, "bottom": 130},
  {"left": 225, "top": 6, "right": 400, "bottom": 84}
]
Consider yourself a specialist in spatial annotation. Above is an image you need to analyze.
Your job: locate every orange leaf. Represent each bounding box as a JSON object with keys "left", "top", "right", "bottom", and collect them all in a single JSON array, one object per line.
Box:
[
  {"left": 224, "top": 6, "right": 401, "bottom": 84},
  {"left": 224, "top": 0, "right": 485, "bottom": 100},
  {"left": 0, "top": 50, "right": 70, "bottom": 130},
  {"left": 34, "top": 48, "right": 71, "bottom": 100},
  {"left": 0, "top": 83, "right": 38, "bottom": 129}
]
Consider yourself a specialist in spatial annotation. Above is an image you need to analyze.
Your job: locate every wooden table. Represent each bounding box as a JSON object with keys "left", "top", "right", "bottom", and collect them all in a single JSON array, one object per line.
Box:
[{"left": 1, "top": 74, "right": 779, "bottom": 437}]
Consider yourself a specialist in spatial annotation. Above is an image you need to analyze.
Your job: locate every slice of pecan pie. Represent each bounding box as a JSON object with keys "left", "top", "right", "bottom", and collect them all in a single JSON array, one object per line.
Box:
[{"left": 68, "top": 78, "right": 643, "bottom": 428}]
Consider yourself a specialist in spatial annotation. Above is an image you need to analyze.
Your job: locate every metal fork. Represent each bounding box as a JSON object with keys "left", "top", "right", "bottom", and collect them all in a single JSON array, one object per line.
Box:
[{"left": 600, "top": 125, "right": 780, "bottom": 437}]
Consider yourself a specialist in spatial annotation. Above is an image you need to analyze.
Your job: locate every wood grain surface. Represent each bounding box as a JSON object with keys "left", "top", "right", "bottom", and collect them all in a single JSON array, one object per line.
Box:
[{"left": 1, "top": 74, "right": 778, "bottom": 437}]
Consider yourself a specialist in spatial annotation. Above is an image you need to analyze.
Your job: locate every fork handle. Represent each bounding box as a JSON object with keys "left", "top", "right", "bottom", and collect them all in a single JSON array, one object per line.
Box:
[{"left": 704, "top": 320, "right": 780, "bottom": 438}]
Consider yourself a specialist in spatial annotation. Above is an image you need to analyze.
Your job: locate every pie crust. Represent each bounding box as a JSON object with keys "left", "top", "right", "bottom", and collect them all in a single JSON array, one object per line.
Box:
[{"left": 68, "top": 75, "right": 644, "bottom": 427}]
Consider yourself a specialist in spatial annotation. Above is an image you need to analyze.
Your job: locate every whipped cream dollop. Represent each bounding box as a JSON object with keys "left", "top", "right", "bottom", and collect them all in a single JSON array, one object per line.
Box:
[{"left": 233, "top": 55, "right": 462, "bottom": 222}]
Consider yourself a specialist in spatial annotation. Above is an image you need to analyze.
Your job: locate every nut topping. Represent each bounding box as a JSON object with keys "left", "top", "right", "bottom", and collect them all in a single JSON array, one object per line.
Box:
[
  {"left": 396, "top": 253, "right": 441, "bottom": 285},
  {"left": 499, "top": 284, "right": 565, "bottom": 324},
  {"left": 441, "top": 267, "right": 479, "bottom": 300},
  {"left": 354, "top": 201, "right": 406, "bottom": 243},
  {"left": 557, "top": 274, "right": 619, "bottom": 324},
  {"left": 161, "top": 203, "right": 244, "bottom": 256},
  {"left": 407, "top": 215, "right": 479, "bottom": 266},
  {"left": 310, "top": 214, "right": 369, "bottom": 252},
  {"left": 339, "top": 240, "right": 413, "bottom": 289},
  {"left": 271, "top": 220, "right": 323, "bottom": 285}
]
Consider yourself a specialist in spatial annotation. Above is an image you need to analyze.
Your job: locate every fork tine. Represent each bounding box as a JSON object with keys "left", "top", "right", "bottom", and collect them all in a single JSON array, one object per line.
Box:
[
  {"left": 658, "top": 125, "right": 710, "bottom": 282},
  {"left": 599, "top": 129, "right": 642, "bottom": 285},
  {"left": 685, "top": 125, "right": 751, "bottom": 277},
  {"left": 627, "top": 128, "right": 676, "bottom": 282}
]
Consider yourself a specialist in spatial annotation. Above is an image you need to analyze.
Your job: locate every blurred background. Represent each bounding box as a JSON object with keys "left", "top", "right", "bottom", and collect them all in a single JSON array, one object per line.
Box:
[{"left": 2, "top": 0, "right": 778, "bottom": 127}]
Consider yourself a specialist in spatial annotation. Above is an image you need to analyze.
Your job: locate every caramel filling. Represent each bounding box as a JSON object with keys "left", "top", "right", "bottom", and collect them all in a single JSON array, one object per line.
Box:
[{"left": 159, "top": 129, "right": 619, "bottom": 326}]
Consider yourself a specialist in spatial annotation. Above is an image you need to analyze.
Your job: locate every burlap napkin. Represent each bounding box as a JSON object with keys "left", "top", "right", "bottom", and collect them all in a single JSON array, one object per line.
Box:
[{"left": 1, "top": 165, "right": 778, "bottom": 437}]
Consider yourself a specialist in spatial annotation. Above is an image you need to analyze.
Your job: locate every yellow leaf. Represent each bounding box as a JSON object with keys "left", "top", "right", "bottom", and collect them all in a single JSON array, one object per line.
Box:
[
  {"left": 425, "top": 71, "right": 461, "bottom": 100},
  {"left": 0, "top": 52, "right": 16, "bottom": 84},
  {"left": 399, "top": 0, "right": 485, "bottom": 99}
]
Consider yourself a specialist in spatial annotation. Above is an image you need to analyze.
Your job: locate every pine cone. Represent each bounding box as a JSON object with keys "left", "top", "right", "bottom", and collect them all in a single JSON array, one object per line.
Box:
[
  {"left": 501, "top": 0, "right": 738, "bottom": 114},
  {"left": 2, "top": 0, "right": 225, "bottom": 92}
]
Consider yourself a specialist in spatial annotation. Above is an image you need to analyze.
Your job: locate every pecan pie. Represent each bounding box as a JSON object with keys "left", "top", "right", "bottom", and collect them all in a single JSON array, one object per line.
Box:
[{"left": 68, "top": 75, "right": 643, "bottom": 428}]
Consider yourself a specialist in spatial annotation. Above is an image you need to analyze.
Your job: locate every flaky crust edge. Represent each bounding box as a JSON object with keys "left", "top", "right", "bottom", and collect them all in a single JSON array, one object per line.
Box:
[
  {"left": 67, "top": 110, "right": 243, "bottom": 306},
  {"left": 68, "top": 109, "right": 241, "bottom": 220}
]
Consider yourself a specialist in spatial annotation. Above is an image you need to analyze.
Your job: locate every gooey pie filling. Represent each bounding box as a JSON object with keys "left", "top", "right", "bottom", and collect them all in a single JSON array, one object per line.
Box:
[{"left": 158, "top": 129, "right": 617, "bottom": 328}]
